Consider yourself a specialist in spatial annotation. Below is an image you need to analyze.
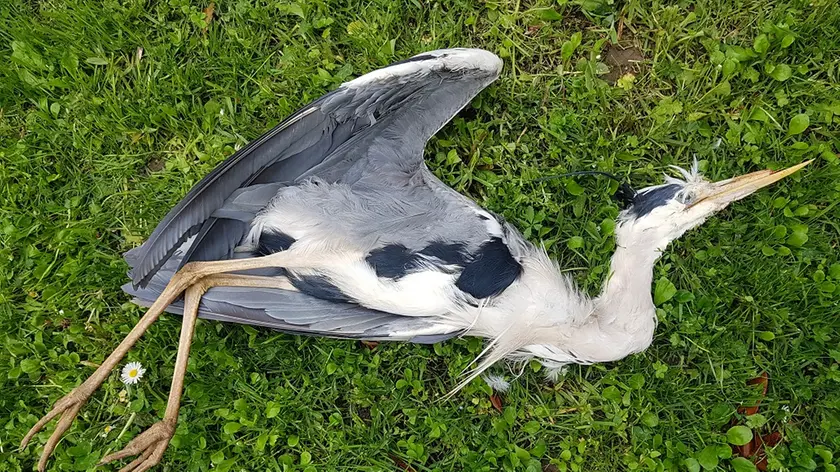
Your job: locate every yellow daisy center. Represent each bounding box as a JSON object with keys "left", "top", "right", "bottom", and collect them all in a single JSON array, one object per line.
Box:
[{"left": 129, "top": 369, "right": 138, "bottom": 377}]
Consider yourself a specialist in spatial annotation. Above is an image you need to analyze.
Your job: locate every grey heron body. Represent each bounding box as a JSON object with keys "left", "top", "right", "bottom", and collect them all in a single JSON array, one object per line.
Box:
[{"left": 22, "top": 49, "right": 810, "bottom": 471}]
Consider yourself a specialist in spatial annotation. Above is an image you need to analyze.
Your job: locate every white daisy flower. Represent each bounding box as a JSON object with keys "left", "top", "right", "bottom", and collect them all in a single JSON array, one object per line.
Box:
[
  {"left": 482, "top": 374, "right": 510, "bottom": 393},
  {"left": 120, "top": 362, "right": 145, "bottom": 385}
]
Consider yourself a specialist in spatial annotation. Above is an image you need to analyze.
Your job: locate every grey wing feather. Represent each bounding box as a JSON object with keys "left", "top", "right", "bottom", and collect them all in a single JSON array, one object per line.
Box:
[
  {"left": 178, "top": 183, "right": 285, "bottom": 264},
  {"left": 128, "top": 48, "right": 502, "bottom": 287},
  {"left": 178, "top": 219, "right": 247, "bottom": 265},
  {"left": 210, "top": 183, "right": 284, "bottom": 221},
  {"left": 130, "top": 109, "right": 331, "bottom": 287}
]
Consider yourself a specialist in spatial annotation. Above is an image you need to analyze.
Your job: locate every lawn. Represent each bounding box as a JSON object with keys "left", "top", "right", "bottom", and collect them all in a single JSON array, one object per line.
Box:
[{"left": 1, "top": 0, "right": 839, "bottom": 470}]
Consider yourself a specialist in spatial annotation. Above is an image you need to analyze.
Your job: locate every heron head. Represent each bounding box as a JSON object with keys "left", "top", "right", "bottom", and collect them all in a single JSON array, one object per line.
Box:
[{"left": 615, "top": 160, "right": 812, "bottom": 250}]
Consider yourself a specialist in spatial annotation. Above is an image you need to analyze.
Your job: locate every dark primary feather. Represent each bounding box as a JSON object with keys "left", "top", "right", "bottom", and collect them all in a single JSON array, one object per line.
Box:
[
  {"left": 182, "top": 183, "right": 287, "bottom": 264},
  {"left": 181, "top": 218, "right": 248, "bottom": 265},
  {"left": 129, "top": 49, "right": 502, "bottom": 288}
]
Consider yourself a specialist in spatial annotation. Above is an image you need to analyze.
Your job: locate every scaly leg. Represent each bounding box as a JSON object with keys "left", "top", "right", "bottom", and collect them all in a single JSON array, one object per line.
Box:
[
  {"left": 99, "top": 274, "right": 291, "bottom": 472},
  {"left": 21, "top": 250, "right": 319, "bottom": 471},
  {"left": 20, "top": 278, "right": 187, "bottom": 472}
]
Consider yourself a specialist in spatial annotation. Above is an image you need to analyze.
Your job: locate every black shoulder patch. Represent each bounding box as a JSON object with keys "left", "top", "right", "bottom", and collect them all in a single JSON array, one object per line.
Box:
[
  {"left": 419, "top": 241, "right": 468, "bottom": 266},
  {"left": 256, "top": 230, "right": 296, "bottom": 256},
  {"left": 365, "top": 244, "right": 421, "bottom": 280},
  {"left": 456, "top": 237, "right": 522, "bottom": 299},
  {"left": 628, "top": 184, "right": 681, "bottom": 218},
  {"left": 290, "top": 274, "right": 354, "bottom": 303}
]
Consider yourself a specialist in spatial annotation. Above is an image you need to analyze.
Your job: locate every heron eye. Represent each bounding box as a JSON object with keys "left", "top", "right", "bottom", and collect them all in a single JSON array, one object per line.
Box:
[{"left": 676, "top": 191, "right": 695, "bottom": 204}]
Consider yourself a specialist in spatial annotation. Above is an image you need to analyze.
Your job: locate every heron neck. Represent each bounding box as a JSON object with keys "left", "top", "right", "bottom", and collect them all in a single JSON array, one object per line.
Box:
[
  {"left": 598, "top": 241, "right": 660, "bottom": 320},
  {"left": 568, "top": 242, "right": 661, "bottom": 362}
]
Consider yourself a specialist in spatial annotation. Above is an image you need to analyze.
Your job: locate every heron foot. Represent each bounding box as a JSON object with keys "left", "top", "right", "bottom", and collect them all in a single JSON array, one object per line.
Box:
[
  {"left": 100, "top": 420, "right": 175, "bottom": 472},
  {"left": 20, "top": 385, "right": 92, "bottom": 472}
]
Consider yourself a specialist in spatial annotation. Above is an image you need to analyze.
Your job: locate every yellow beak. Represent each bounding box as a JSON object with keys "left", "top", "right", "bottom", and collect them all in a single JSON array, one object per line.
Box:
[{"left": 689, "top": 160, "right": 813, "bottom": 208}]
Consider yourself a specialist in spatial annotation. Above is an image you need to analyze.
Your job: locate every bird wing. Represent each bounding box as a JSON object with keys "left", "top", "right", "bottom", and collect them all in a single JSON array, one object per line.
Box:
[{"left": 129, "top": 49, "right": 503, "bottom": 287}]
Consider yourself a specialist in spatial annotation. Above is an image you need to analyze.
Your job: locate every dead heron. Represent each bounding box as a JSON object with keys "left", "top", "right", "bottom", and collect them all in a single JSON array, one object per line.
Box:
[{"left": 22, "top": 49, "right": 810, "bottom": 471}]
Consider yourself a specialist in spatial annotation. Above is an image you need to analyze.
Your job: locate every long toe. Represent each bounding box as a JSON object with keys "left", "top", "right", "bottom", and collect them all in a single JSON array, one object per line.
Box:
[
  {"left": 100, "top": 421, "right": 175, "bottom": 469},
  {"left": 20, "top": 387, "right": 92, "bottom": 472},
  {"left": 117, "top": 448, "right": 155, "bottom": 472},
  {"left": 119, "top": 441, "right": 168, "bottom": 472},
  {"left": 20, "top": 387, "right": 91, "bottom": 449}
]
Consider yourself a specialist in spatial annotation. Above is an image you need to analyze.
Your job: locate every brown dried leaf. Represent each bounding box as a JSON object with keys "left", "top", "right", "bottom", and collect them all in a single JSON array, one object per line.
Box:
[
  {"left": 738, "top": 372, "right": 769, "bottom": 415},
  {"left": 740, "top": 404, "right": 760, "bottom": 416},
  {"left": 203, "top": 2, "right": 215, "bottom": 31},
  {"left": 762, "top": 431, "right": 782, "bottom": 447},
  {"left": 729, "top": 375, "right": 784, "bottom": 472},
  {"left": 490, "top": 394, "right": 503, "bottom": 412},
  {"left": 390, "top": 454, "right": 417, "bottom": 472},
  {"left": 748, "top": 372, "right": 769, "bottom": 391},
  {"left": 360, "top": 340, "right": 379, "bottom": 350},
  {"left": 737, "top": 438, "right": 756, "bottom": 458}
]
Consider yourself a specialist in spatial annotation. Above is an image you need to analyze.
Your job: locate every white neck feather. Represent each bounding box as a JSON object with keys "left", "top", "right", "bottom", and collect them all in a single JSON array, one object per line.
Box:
[
  {"left": 563, "top": 241, "right": 661, "bottom": 363},
  {"left": 449, "top": 237, "right": 664, "bottom": 391}
]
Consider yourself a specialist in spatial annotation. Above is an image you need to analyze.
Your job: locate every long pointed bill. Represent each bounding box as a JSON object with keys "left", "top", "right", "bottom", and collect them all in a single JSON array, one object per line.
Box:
[{"left": 690, "top": 160, "right": 813, "bottom": 208}]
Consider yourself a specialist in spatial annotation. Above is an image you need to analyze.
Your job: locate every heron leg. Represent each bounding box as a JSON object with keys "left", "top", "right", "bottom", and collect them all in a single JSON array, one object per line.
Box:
[
  {"left": 100, "top": 274, "right": 290, "bottom": 472},
  {"left": 19, "top": 272, "right": 192, "bottom": 471},
  {"left": 20, "top": 250, "right": 311, "bottom": 471}
]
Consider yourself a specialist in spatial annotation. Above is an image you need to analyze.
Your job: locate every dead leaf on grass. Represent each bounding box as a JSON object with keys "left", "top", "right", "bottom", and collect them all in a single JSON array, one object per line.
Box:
[
  {"left": 490, "top": 394, "right": 503, "bottom": 412},
  {"left": 203, "top": 2, "right": 215, "bottom": 32}
]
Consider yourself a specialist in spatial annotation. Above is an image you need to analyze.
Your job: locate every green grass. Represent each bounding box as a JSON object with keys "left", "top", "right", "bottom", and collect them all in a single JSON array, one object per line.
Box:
[{"left": 1, "top": 0, "right": 839, "bottom": 470}]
